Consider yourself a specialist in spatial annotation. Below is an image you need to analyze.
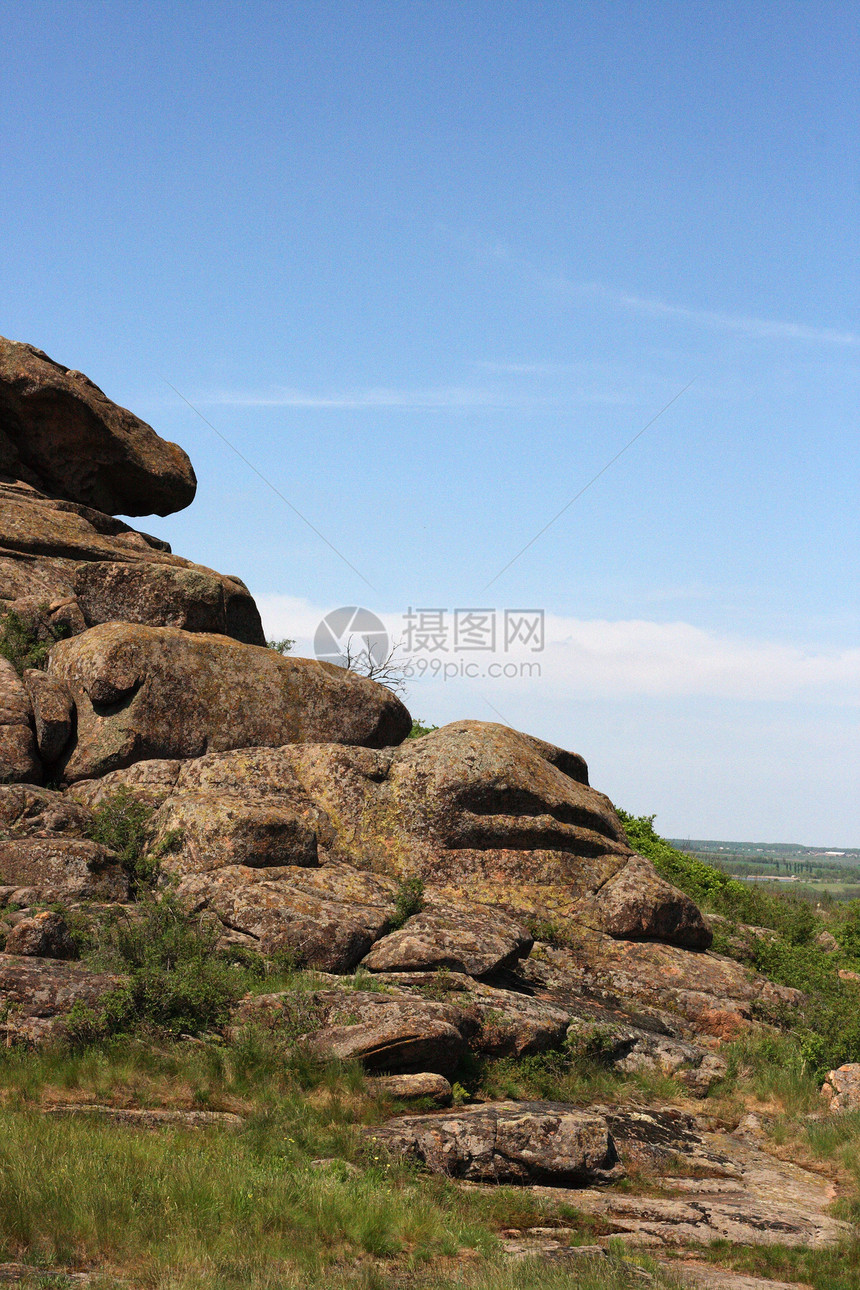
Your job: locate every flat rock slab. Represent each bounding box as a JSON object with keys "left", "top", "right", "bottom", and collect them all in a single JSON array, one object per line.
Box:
[
  {"left": 666, "top": 1263, "right": 809, "bottom": 1290},
  {"left": 44, "top": 1105, "right": 244, "bottom": 1129},
  {"left": 0, "top": 1266, "right": 89, "bottom": 1284},
  {"left": 368, "top": 1100, "right": 622, "bottom": 1185},
  {"left": 529, "top": 1120, "right": 850, "bottom": 1249}
]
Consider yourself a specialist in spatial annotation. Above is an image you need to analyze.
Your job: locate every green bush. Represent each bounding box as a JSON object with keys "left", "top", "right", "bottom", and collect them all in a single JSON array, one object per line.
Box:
[
  {"left": 0, "top": 607, "right": 70, "bottom": 674},
  {"left": 267, "top": 637, "right": 295, "bottom": 654},
  {"left": 618, "top": 810, "right": 817, "bottom": 945},
  {"left": 408, "top": 718, "right": 439, "bottom": 738},
  {"left": 389, "top": 876, "right": 425, "bottom": 929},
  {"left": 67, "top": 893, "right": 249, "bottom": 1041},
  {"left": 84, "top": 787, "right": 163, "bottom": 894}
]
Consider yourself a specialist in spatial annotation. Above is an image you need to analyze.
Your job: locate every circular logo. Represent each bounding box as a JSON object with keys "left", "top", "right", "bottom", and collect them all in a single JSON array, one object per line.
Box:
[{"left": 313, "top": 605, "right": 389, "bottom": 669}]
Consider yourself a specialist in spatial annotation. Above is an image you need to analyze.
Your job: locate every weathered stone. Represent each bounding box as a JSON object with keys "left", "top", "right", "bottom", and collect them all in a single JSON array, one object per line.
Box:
[
  {"left": 677, "top": 1053, "right": 729, "bottom": 1097},
  {"left": 234, "top": 986, "right": 468, "bottom": 1075},
  {"left": 4, "top": 911, "right": 77, "bottom": 959},
  {"left": 367, "top": 1072, "right": 453, "bottom": 1105},
  {"left": 820, "top": 1063, "right": 860, "bottom": 1111},
  {"left": 544, "top": 1115, "right": 852, "bottom": 1249},
  {"left": 378, "top": 970, "right": 569, "bottom": 1057},
  {"left": 0, "top": 658, "right": 40, "bottom": 784},
  {"left": 0, "top": 953, "right": 126, "bottom": 1043},
  {"left": 110, "top": 724, "right": 709, "bottom": 956},
  {"left": 522, "top": 934, "right": 801, "bottom": 1040},
  {"left": 362, "top": 902, "right": 533, "bottom": 976},
  {"left": 22, "top": 669, "right": 73, "bottom": 764},
  {"left": 565, "top": 1012, "right": 704, "bottom": 1075},
  {"left": 368, "top": 1101, "right": 622, "bottom": 1185},
  {"left": 178, "top": 864, "right": 392, "bottom": 972},
  {"left": 0, "top": 783, "right": 94, "bottom": 836},
  {"left": 0, "top": 337, "right": 196, "bottom": 516},
  {"left": 0, "top": 838, "right": 130, "bottom": 902},
  {"left": 71, "top": 760, "right": 182, "bottom": 811},
  {"left": 589, "top": 852, "right": 712, "bottom": 950},
  {"left": 73, "top": 561, "right": 263, "bottom": 644},
  {"left": 0, "top": 483, "right": 265, "bottom": 647},
  {"left": 50, "top": 624, "right": 412, "bottom": 782},
  {"left": 307, "top": 1007, "right": 465, "bottom": 1074}
]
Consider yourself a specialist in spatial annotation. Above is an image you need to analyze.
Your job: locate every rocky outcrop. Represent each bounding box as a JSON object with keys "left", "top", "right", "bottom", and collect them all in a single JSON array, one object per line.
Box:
[
  {"left": 0, "top": 838, "right": 130, "bottom": 904},
  {"left": 0, "top": 482, "right": 265, "bottom": 646},
  {"left": 543, "top": 1114, "right": 853, "bottom": 1249},
  {"left": 0, "top": 337, "right": 195, "bottom": 516},
  {"left": 520, "top": 934, "right": 802, "bottom": 1039},
  {"left": 362, "top": 903, "right": 533, "bottom": 976},
  {"left": 78, "top": 724, "right": 709, "bottom": 957},
  {"left": 820, "top": 1063, "right": 860, "bottom": 1111},
  {"left": 368, "top": 1101, "right": 622, "bottom": 1185},
  {"left": 178, "top": 864, "right": 397, "bottom": 971},
  {"left": 0, "top": 783, "right": 95, "bottom": 838},
  {"left": 50, "top": 623, "right": 412, "bottom": 781},
  {"left": 234, "top": 987, "right": 468, "bottom": 1075},
  {"left": 0, "top": 658, "right": 41, "bottom": 784}
]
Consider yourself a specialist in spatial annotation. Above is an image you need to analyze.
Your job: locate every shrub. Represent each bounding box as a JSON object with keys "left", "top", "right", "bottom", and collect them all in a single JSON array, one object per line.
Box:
[
  {"left": 618, "top": 810, "right": 817, "bottom": 945},
  {"left": 0, "top": 606, "right": 70, "bottom": 674},
  {"left": 267, "top": 638, "right": 295, "bottom": 654},
  {"left": 67, "top": 893, "right": 248, "bottom": 1041},
  {"left": 408, "top": 719, "right": 438, "bottom": 738},
  {"left": 389, "top": 876, "right": 425, "bottom": 929},
  {"left": 84, "top": 787, "right": 163, "bottom": 895}
]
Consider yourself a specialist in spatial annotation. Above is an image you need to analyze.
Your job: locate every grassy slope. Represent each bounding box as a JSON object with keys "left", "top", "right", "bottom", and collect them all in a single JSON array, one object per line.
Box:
[
  {"left": 3, "top": 800, "right": 860, "bottom": 1285},
  {"left": 619, "top": 811, "right": 860, "bottom": 1075}
]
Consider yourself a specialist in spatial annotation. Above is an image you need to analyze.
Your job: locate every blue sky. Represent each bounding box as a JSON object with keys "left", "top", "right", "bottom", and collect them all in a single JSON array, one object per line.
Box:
[{"left": 3, "top": 1, "right": 858, "bottom": 842}]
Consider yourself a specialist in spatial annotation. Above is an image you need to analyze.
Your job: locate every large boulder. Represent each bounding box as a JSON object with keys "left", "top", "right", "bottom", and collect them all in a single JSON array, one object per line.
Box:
[
  {"left": 0, "top": 954, "right": 126, "bottom": 1044},
  {"left": 49, "top": 623, "right": 412, "bottom": 782},
  {"left": 0, "top": 338, "right": 195, "bottom": 516},
  {"left": 0, "top": 658, "right": 40, "bottom": 784},
  {"left": 362, "top": 902, "right": 533, "bottom": 976},
  {"left": 74, "top": 723, "right": 709, "bottom": 954},
  {"left": 0, "top": 482, "right": 265, "bottom": 646},
  {"left": 368, "top": 1101, "right": 622, "bottom": 1185}
]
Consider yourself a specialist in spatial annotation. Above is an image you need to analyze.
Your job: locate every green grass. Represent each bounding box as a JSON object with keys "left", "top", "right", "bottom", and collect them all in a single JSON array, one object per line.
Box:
[
  {"left": 683, "top": 1240, "right": 860, "bottom": 1290},
  {"left": 0, "top": 1035, "right": 680, "bottom": 1290},
  {"left": 619, "top": 810, "right": 860, "bottom": 1077}
]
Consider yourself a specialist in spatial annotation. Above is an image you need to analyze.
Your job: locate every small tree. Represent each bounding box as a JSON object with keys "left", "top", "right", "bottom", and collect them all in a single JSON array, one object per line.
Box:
[
  {"left": 267, "top": 638, "right": 295, "bottom": 655},
  {"left": 341, "top": 634, "right": 408, "bottom": 696}
]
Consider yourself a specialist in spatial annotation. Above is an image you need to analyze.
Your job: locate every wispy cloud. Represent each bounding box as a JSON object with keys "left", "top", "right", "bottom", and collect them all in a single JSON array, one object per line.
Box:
[
  {"left": 197, "top": 385, "right": 504, "bottom": 410},
  {"left": 255, "top": 595, "right": 860, "bottom": 706},
  {"left": 581, "top": 285, "right": 860, "bottom": 348},
  {"left": 441, "top": 226, "right": 860, "bottom": 349}
]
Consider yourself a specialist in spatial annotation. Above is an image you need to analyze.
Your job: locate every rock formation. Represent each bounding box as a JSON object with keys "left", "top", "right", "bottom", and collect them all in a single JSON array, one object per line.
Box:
[
  {"left": 0, "top": 337, "right": 730, "bottom": 1055},
  {"left": 0, "top": 337, "right": 195, "bottom": 515}
]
